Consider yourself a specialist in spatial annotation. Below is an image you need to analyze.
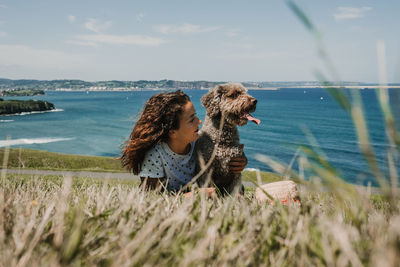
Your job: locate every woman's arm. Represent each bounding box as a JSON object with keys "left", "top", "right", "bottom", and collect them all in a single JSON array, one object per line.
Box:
[{"left": 139, "top": 177, "right": 167, "bottom": 191}]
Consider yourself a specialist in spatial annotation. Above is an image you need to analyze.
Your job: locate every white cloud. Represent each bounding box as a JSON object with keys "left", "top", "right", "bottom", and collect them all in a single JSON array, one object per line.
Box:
[
  {"left": 136, "top": 13, "right": 144, "bottom": 22},
  {"left": 0, "top": 44, "right": 87, "bottom": 69},
  {"left": 225, "top": 28, "right": 241, "bottom": 37},
  {"left": 67, "top": 15, "right": 76, "bottom": 23},
  {"left": 0, "top": 31, "right": 7, "bottom": 37},
  {"left": 222, "top": 43, "right": 254, "bottom": 50},
  {"left": 66, "top": 40, "right": 98, "bottom": 47},
  {"left": 72, "top": 34, "right": 168, "bottom": 46},
  {"left": 333, "top": 7, "right": 372, "bottom": 21},
  {"left": 153, "top": 23, "right": 221, "bottom": 34},
  {"left": 84, "top": 18, "right": 112, "bottom": 33},
  {"left": 219, "top": 50, "right": 287, "bottom": 61}
]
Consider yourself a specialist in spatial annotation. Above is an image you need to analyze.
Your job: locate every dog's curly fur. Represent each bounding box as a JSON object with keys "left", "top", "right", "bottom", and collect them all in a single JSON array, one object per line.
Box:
[{"left": 195, "top": 83, "right": 257, "bottom": 195}]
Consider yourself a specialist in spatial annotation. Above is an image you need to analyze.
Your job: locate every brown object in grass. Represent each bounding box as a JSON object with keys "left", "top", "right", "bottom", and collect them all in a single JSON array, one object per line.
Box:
[
  {"left": 255, "top": 180, "right": 299, "bottom": 204},
  {"left": 183, "top": 188, "right": 216, "bottom": 198}
]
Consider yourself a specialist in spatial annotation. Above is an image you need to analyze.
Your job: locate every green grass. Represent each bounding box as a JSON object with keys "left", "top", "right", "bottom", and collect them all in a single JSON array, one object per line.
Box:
[
  {"left": 3, "top": 173, "right": 139, "bottom": 188},
  {"left": 0, "top": 148, "right": 284, "bottom": 184},
  {"left": 0, "top": 148, "right": 126, "bottom": 172}
]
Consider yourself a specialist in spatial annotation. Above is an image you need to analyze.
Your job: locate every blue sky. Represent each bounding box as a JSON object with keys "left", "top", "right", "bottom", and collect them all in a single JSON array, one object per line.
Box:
[{"left": 0, "top": 0, "right": 399, "bottom": 82}]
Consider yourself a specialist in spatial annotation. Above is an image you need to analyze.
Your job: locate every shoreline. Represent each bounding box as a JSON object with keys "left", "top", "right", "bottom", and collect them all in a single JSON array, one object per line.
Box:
[{"left": 48, "top": 85, "right": 400, "bottom": 92}]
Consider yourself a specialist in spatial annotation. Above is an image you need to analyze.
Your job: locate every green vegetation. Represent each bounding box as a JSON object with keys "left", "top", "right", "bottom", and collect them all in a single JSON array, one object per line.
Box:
[
  {"left": 0, "top": 148, "right": 125, "bottom": 172},
  {"left": 1, "top": 89, "right": 45, "bottom": 96},
  {"left": 0, "top": 148, "right": 282, "bottom": 184},
  {"left": 0, "top": 99, "right": 54, "bottom": 115}
]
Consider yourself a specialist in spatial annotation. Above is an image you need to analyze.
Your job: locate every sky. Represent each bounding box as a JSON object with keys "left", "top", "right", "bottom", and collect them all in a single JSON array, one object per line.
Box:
[{"left": 0, "top": 0, "right": 399, "bottom": 83}]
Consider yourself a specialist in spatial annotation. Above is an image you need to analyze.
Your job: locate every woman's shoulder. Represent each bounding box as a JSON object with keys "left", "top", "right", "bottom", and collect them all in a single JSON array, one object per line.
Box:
[{"left": 144, "top": 142, "right": 163, "bottom": 157}]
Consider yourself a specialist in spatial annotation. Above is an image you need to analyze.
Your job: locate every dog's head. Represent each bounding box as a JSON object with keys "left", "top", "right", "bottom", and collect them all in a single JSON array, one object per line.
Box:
[{"left": 201, "top": 83, "right": 260, "bottom": 126}]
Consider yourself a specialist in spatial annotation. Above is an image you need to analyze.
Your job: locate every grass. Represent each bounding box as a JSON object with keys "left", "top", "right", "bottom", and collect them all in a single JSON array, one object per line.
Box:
[
  {"left": 0, "top": 148, "right": 126, "bottom": 172},
  {"left": 0, "top": 173, "right": 399, "bottom": 266},
  {"left": 0, "top": 148, "right": 283, "bottom": 184}
]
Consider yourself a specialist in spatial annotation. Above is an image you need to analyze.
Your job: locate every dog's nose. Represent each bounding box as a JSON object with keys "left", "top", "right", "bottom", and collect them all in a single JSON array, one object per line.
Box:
[{"left": 251, "top": 98, "right": 257, "bottom": 105}]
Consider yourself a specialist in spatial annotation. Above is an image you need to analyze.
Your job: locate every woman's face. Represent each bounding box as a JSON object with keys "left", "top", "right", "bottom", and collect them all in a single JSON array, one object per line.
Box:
[{"left": 171, "top": 101, "right": 202, "bottom": 144}]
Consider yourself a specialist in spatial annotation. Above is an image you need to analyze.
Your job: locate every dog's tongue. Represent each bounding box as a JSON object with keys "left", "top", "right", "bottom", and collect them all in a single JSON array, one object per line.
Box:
[{"left": 245, "top": 113, "right": 261, "bottom": 125}]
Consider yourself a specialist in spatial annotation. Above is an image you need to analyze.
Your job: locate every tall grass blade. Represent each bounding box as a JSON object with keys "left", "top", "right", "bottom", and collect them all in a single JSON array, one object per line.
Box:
[
  {"left": 350, "top": 90, "right": 388, "bottom": 190},
  {"left": 315, "top": 71, "right": 351, "bottom": 112},
  {"left": 286, "top": 0, "right": 315, "bottom": 33}
]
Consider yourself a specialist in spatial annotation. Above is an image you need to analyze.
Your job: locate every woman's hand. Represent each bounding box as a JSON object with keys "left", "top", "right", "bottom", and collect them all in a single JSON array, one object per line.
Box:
[
  {"left": 229, "top": 156, "right": 248, "bottom": 173},
  {"left": 229, "top": 144, "right": 248, "bottom": 174}
]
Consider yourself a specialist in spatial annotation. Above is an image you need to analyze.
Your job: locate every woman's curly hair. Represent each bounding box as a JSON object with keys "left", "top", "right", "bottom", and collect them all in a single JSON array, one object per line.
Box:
[{"left": 121, "top": 90, "right": 190, "bottom": 174}]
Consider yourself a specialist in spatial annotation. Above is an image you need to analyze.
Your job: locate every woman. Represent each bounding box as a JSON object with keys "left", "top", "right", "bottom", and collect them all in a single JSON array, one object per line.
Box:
[{"left": 121, "top": 90, "right": 247, "bottom": 194}]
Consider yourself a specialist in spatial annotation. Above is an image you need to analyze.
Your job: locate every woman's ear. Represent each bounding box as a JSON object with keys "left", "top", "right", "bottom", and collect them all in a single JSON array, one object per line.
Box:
[{"left": 169, "top": 129, "right": 176, "bottom": 140}]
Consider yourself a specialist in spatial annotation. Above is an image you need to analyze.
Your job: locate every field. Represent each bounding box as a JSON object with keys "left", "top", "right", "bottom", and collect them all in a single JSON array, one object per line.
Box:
[
  {"left": 0, "top": 148, "right": 284, "bottom": 184},
  {"left": 0, "top": 168, "right": 399, "bottom": 266},
  {"left": 0, "top": 148, "right": 399, "bottom": 266}
]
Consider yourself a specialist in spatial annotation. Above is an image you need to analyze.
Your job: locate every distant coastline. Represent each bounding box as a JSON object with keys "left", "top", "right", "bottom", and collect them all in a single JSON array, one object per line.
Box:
[
  {"left": 51, "top": 86, "right": 400, "bottom": 92},
  {"left": 1, "top": 78, "right": 399, "bottom": 92}
]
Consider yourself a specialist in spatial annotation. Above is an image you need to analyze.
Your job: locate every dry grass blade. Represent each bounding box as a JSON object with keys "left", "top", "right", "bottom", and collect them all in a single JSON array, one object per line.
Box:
[
  {"left": 1, "top": 138, "right": 11, "bottom": 183},
  {"left": 377, "top": 41, "right": 400, "bottom": 149},
  {"left": 0, "top": 174, "right": 399, "bottom": 265},
  {"left": 350, "top": 90, "right": 388, "bottom": 190}
]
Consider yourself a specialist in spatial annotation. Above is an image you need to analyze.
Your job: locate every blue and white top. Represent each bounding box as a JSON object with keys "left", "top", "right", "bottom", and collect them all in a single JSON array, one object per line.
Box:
[{"left": 138, "top": 141, "right": 196, "bottom": 191}]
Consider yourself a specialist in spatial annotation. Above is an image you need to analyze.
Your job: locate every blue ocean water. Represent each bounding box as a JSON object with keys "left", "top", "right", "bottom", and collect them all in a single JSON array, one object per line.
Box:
[{"left": 1, "top": 88, "right": 399, "bottom": 186}]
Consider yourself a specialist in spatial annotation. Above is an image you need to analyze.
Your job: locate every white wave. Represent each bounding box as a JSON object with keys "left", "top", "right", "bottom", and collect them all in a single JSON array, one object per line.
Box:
[
  {"left": 244, "top": 168, "right": 259, "bottom": 172},
  {"left": 3, "top": 109, "right": 64, "bottom": 116},
  {"left": 0, "top": 120, "right": 14, "bottom": 122},
  {"left": 0, "top": 137, "right": 73, "bottom": 147}
]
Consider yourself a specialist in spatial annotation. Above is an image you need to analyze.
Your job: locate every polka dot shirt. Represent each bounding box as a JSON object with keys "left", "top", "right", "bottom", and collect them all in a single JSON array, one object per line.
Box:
[{"left": 138, "top": 141, "right": 196, "bottom": 192}]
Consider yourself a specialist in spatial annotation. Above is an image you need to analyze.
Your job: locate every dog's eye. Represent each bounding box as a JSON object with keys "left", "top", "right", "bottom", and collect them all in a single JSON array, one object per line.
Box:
[{"left": 228, "top": 92, "right": 239, "bottom": 98}]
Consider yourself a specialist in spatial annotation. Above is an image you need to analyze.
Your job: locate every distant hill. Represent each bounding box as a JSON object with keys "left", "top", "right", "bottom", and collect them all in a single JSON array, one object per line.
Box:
[
  {"left": 0, "top": 78, "right": 226, "bottom": 90},
  {"left": 0, "top": 78, "right": 398, "bottom": 91}
]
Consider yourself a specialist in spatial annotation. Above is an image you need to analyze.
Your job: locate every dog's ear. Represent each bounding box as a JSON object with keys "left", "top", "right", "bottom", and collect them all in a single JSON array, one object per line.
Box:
[{"left": 201, "top": 88, "right": 221, "bottom": 118}]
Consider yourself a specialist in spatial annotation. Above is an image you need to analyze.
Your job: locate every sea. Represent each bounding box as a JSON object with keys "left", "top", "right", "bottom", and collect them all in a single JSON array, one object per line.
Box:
[{"left": 1, "top": 88, "right": 400, "bottom": 186}]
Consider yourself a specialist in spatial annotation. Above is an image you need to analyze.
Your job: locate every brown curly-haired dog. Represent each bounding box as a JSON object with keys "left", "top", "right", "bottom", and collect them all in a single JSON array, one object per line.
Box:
[{"left": 196, "top": 83, "right": 259, "bottom": 195}]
